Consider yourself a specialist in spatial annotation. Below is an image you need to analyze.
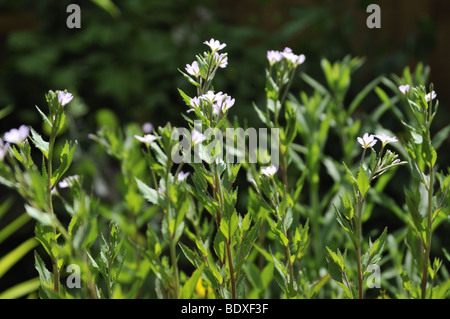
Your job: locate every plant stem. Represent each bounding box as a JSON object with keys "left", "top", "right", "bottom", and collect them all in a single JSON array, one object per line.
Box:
[
  {"left": 356, "top": 197, "right": 364, "bottom": 299},
  {"left": 226, "top": 238, "right": 236, "bottom": 299},
  {"left": 165, "top": 167, "right": 179, "bottom": 299},
  {"left": 47, "top": 106, "right": 61, "bottom": 294},
  {"left": 421, "top": 165, "right": 434, "bottom": 299}
]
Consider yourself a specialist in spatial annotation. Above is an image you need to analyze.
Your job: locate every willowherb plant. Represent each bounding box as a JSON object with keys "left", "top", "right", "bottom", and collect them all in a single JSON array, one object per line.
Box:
[
  {"left": 327, "top": 132, "right": 406, "bottom": 299},
  {"left": 0, "top": 38, "right": 449, "bottom": 300}
]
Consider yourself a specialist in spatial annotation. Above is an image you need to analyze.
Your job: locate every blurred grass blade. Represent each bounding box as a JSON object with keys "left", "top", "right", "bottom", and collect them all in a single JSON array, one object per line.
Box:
[
  {"left": 90, "top": 0, "right": 120, "bottom": 17},
  {"left": 0, "top": 238, "right": 38, "bottom": 279},
  {"left": 0, "top": 277, "right": 40, "bottom": 299},
  {"left": 0, "top": 105, "right": 13, "bottom": 120},
  {"left": 0, "top": 213, "right": 31, "bottom": 245}
]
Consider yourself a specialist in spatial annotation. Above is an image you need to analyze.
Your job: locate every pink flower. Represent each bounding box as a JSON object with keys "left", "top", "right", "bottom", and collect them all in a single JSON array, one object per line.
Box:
[
  {"left": 398, "top": 85, "right": 410, "bottom": 95},
  {"left": 3, "top": 125, "right": 29, "bottom": 145},
  {"left": 58, "top": 91, "right": 73, "bottom": 106}
]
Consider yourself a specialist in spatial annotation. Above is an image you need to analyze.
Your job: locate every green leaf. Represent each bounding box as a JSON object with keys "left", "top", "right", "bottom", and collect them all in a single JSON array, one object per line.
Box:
[
  {"left": 25, "top": 205, "right": 55, "bottom": 227},
  {"left": 357, "top": 165, "right": 370, "bottom": 198},
  {"left": 180, "top": 265, "right": 204, "bottom": 299},
  {"left": 177, "top": 88, "right": 192, "bottom": 107},
  {"left": 51, "top": 140, "right": 77, "bottom": 186},
  {"left": 135, "top": 178, "right": 161, "bottom": 205},
  {"left": 34, "top": 251, "right": 53, "bottom": 287},
  {"left": 220, "top": 212, "right": 239, "bottom": 241},
  {"left": 35, "top": 105, "right": 52, "bottom": 129}
]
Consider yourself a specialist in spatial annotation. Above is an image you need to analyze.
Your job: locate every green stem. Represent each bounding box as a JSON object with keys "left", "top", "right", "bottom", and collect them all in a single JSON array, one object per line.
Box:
[
  {"left": 356, "top": 197, "right": 364, "bottom": 299},
  {"left": 165, "top": 166, "right": 179, "bottom": 299},
  {"left": 421, "top": 165, "right": 434, "bottom": 299},
  {"left": 47, "top": 105, "right": 61, "bottom": 294}
]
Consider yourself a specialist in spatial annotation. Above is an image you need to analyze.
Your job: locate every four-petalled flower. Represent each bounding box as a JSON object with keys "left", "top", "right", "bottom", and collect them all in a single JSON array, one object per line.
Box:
[
  {"left": 357, "top": 133, "right": 377, "bottom": 149},
  {"left": 3, "top": 125, "right": 30, "bottom": 145},
  {"left": 58, "top": 91, "right": 74, "bottom": 106},
  {"left": 425, "top": 90, "right": 437, "bottom": 102},
  {"left": 185, "top": 61, "right": 200, "bottom": 78},
  {"left": 177, "top": 171, "right": 190, "bottom": 182},
  {"left": 203, "top": 38, "right": 226, "bottom": 52},
  {"left": 398, "top": 85, "right": 410, "bottom": 95},
  {"left": 191, "top": 130, "right": 206, "bottom": 145},
  {"left": 134, "top": 134, "right": 158, "bottom": 145},
  {"left": 375, "top": 134, "right": 398, "bottom": 146},
  {"left": 261, "top": 165, "right": 278, "bottom": 177}
]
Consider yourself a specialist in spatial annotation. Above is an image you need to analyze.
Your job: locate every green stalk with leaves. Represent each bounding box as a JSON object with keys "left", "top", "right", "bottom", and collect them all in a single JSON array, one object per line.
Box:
[{"left": 328, "top": 132, "right": 405, "bottom": 298}]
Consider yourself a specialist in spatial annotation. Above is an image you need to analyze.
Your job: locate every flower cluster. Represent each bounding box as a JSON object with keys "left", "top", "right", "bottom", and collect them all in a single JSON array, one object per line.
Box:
[
  {"left": 267, "top": 47, "right": 306, "bottom": 67},
  {"left": 357, "top": 133, "right": 398, "bottom": 149},
  {"left": 398, "top": 84, "right": 437, "bottom": 102}
]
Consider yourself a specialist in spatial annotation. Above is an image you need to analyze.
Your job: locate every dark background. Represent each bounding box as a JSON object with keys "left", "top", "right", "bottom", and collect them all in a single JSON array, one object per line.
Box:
[{"left": 0, "top": 0, "right": 449, "bottom": 296}]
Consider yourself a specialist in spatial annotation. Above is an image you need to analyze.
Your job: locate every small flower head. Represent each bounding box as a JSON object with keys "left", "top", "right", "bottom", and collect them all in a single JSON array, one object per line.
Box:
[
  {"left": 0, "top": 139, "right": 9, "bottom": 161},
  {"left": 57, "top": 90, "right": 74, "bottom": 106},
  {"left": 3, "top": 125, "right": 29, "bottom": 145},
  {"left": 185, "top": 61, "right": 200, "bottom": 78},
  {"left": 191, "top": 130, "right": 206, "bottom": 145},
  {"left": 375, "top": 133, "right": 398, "bottom": 146},
  {"left": 214, "top": 53, "right": 228, "bottom": 68},
  {"left": 134, "top": 134, "right": 158, "bottom": 144},
  {"left": 398, "top": 85, "right": 410, "bottom": 95},
  {"left": 282, "top": 50, "right": 306, "bottom": 67},
  {"left": 425, "top": 90, "right": 437, "bottom": 102},
  {"left": 200, "top": 91, "right": 223, "bottom": 104},
  {"left": 357, "top": 133, "right": 377, "bottom": 149},
  {"left": 188, "top": 96, "right": 202, "bottom": 113},
  {"left": 203, "top": 38, "right": 226, "bottom": 52},
  {"left": 58, "top": 175, "right": 79, "bottom": 188},
  {"left": 177, "top": 171, "right": 190, "bottom": 182},
  {"left": 261, "top": 165, "right": 278, "bottom": 177},
  {"left": 267, "top": 50, "right": 282, "bottom": 66},
  {"left": 214, "top": 94, "right": 235, "bottom": 114}
]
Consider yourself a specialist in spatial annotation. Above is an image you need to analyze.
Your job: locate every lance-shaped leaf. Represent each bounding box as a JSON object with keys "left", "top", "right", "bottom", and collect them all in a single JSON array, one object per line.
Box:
[
  {"left": 357, "top": 165, "right": 370, "bottom": 198},
  {"left": 51, "top": 140, "right": 77, "bottom": 186}
]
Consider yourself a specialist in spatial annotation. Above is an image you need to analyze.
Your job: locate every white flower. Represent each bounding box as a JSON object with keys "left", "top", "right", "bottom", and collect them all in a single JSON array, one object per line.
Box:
[
  {"left": 357, "top": 133, "right": 377, "bottom": 149},
  {"left": 267, "top": 50, "right": 282, "bottom": 65},
  {"left": 185, "top": 61, "right": 200, "bottom": 77},
  {"left": 59, "top": 175, "right": 79, "bottom": 188},
  {"left": 214, "top": 94, "right": 235, "bottom": 114},
  {"left": 282, "top": 51, "right": 306, "bottom": 66},
  {"left": 201, "top": 91, "right": 223, "bottom": 105},
  {"left": 58, "top": 91, "right": 73, "bottom": 106},
  {"left": 425, "top": 90, "right": 437, "bottom": 102},
  {"left": 134, "top": 134, "right": 157, "bottom": 144},
  {"left": 177, "top": 171, "right": 190, "bottom": 182},
  {"left": 375, "top": 133, "right": 398, "bottom": 146},
  {"left": 398, "top": 85, "right": 410, "bottom": 95},
  {"left": 214, "top": 53, "right": 228, "bottom": 68},
  {"left": 0, "top": 139, "right": 9, "bottom": 161},
  {"left": 191, "top": 130, "right": 206, "bottom": 145},
  {"left": 3, "top": 125, "right": 29, "bottom": 145},
  {"left": 203, "top": 38, "right": 226, "bottom": 52},
  {"left": 261, "top": 165, "right": 278, "bottom": 177},
  {"left": 187, "top": 96, "right": 201, "bottom": 113}
]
